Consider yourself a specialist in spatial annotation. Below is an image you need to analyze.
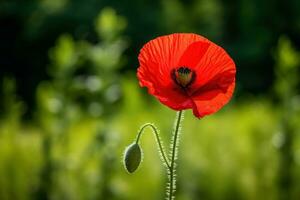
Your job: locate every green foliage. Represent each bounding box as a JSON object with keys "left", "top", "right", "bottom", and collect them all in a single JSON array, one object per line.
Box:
[
  {"left": 1, "top": 77, "right": 300, "bottom": 200},
  {"left": 95, "top": 7, "right": 127, "bottom": 41},
  {"left": 34, "top": 7, "right": 128, "bottom": 200},
  {"left": 274, "top": 36, "right": 300, "bottom": 100},
  {"left": 273, "top": 36, "right": 300, "bottom": 200},
  {"left": 0, "top": 79, "right": 42, "bottom": 200},
  {"left": 45, "top": 7, "right": 127, "bottom": 118}
]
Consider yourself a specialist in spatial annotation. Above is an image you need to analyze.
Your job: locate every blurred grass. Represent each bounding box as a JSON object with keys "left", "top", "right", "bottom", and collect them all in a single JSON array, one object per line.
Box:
[
  {"left": 1, "top": 76, "right": 299, "bottom": 200},
  {"left": 0, "top": 76, "right": 299, "bottom": 200}
]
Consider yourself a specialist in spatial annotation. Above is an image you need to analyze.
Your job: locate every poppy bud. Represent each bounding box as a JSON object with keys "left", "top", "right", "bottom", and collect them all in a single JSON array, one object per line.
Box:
[{"left": 123, "top": 143, "right": 142, "bottom": 173}]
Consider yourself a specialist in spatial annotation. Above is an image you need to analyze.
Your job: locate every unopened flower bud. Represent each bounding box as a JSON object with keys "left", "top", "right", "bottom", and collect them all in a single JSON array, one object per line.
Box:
[{"left": 123, "top": 143, "right": 142, "bottom": 173}]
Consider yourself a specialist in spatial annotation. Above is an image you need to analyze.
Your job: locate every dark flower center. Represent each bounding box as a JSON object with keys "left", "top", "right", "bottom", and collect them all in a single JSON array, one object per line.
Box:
[{"left": 171, "top": 67, "right": 195, "bottom": 88}]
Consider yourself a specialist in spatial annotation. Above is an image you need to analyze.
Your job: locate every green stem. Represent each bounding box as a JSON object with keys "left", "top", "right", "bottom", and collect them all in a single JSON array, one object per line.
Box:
[
  {"left": 135, "top": 123, "right": 170, "bottom": 169},
  {"left": 168, "top": 110, "right": 184, "bottom": 200}
]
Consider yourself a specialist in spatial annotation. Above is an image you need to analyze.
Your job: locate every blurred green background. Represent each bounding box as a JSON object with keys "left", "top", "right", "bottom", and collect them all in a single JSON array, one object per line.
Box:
[{"left": 0, "top": 0, "right": 300, "bottom": 199}]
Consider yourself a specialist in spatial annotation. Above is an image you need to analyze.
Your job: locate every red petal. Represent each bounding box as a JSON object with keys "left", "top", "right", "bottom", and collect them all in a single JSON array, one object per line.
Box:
[
  {"left": 137, "top": 63, "right": 193, "bottom": 110},
  {"left": 138, "top": 33, "right": 207, "bottom": 78},
  {"left": 137, "top": 33, "right": 236, "bottom": 116},
  {"left": 191, "top": 80, "right": 235, "bottom": 118},
  {"left": 177, "top": 41, "right": 210, "bottom": 69},
  {"left": 187, "top": 40, "right": 236, "bottom": 117},
  {"left": 189, "top": 44, "right": 236, "bottom": 95},
  {"left": 137, "top": 33, "right": 205, "bottom": 110}
]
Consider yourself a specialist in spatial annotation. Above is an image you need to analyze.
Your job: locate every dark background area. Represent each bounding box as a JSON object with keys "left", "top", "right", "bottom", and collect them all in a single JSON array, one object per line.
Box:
[{"left": 1, "top": 0, "right": 300, "bottom": 115}]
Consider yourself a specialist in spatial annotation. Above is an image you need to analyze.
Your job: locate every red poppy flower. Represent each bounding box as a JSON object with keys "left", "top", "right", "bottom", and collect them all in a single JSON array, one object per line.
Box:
[{"left": 137, "top": 33, "right": 236, "bottom": 118}]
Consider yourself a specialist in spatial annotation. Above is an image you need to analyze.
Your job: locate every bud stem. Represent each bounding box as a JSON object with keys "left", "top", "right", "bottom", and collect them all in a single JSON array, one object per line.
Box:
[
  {"left": 135, "top": 123, "right": 170, "bottom": 169},
  {"left": 128, "top": 111, "right": 184, "bottom": 200}
]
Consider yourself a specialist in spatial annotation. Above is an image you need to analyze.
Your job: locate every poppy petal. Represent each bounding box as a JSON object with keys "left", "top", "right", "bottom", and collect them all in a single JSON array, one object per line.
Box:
[
  {"left": 138, "top": 33, "right": 207, "bottom": 77},
  {"left": 137, "top": 33, "right": 236, "bottom": 117},
  {"left": 191, "top": 80, "right": 235, "bottom": 118},
  {"left": 189, "top": 44, "right": 236, "bottom": 95},
  {"left": 138, "top": 63, "right": 193, "bottom": 110},
  {"left": 137, "top": 33, "right": 207, "bottom": 110},
  {"left": 177, "top": 41, "right": 210, "bottom": 69}
]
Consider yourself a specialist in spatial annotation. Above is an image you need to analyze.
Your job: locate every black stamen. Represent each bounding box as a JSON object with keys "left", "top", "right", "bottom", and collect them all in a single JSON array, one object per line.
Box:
[{"left": 171, "top": 66, "right": 195, "bottom": 89}]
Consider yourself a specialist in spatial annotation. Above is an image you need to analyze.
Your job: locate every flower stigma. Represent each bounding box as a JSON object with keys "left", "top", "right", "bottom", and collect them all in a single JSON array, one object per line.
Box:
[{"left": 171, "top": 67, "right": 195, "bottom": 88}]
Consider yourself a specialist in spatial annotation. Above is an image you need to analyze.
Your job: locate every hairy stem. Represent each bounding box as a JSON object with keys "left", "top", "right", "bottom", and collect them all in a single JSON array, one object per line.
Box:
[
  {"left": 167, "top": 110, "right": 183, "bottom": 200},
  {"left": 135, "top": 123, "right": 170, "bottom": 169}
]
